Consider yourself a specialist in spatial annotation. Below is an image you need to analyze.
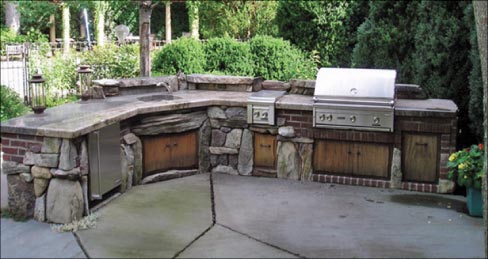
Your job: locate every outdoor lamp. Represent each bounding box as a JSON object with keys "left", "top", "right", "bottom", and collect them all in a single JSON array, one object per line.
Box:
[
  {"left": 76, "top": 65, "right": 93, "bottom": 101},
  {"left": 28, "top": 74, "right": 47, "bottom": 114}
]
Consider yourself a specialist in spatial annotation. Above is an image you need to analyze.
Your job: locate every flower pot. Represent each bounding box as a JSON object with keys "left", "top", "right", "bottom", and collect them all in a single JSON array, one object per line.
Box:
[{"left": 467, "top": 187, "right": 482, "bottom": 217}]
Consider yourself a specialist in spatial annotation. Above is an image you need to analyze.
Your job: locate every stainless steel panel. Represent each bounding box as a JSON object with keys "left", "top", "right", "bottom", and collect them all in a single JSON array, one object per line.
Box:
[
  {"left": 314, "top": 68, "right": 396, "bottom": 99},
  {"left": 313, "top": 107, "right": 394, "bottom": 132},
  {"left": 88, "top": 122, "right": 121, "bottom": 200},
  {"left": 247, "top": 104, "right": 275, "bottom": 125}
]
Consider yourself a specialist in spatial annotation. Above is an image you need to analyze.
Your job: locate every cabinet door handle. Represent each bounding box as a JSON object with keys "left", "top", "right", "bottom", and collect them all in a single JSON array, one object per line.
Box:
[
  {"left": 357, "top": 151, "right": 361, "bottom": 156},
  {"left": 173, "top": 143, "right": 178, "bottom": 147},
  {"left": 415, "top": 142, "right": 428, "bottom": 146},
  {"left": 260, "top": 144, "right": 272, "bottom": 148},
  {"left": 165, "top": 144, "right": 172, "bottom": 148}
]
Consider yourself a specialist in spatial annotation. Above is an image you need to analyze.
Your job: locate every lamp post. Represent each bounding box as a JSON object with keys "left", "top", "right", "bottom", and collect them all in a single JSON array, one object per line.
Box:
[
  {"left": 76, "top": 65, "right": 93, "bottom": 101},
  {"left": 28, "top": 74, "right": 46, "bottom": 114}
]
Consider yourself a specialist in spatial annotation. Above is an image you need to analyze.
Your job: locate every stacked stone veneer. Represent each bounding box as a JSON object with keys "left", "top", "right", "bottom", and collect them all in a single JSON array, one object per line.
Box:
[
  {"left": 2, "top": 134, "right": 87, "bottom": 223},
  {"left": 275, "top": 109, "right": 458, "bottom": 193}
]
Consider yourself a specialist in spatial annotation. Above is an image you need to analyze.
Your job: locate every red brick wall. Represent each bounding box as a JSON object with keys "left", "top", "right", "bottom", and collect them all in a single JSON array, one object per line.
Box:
[{"left": 1, "top": 133, "right": 43, "bottom": 163}]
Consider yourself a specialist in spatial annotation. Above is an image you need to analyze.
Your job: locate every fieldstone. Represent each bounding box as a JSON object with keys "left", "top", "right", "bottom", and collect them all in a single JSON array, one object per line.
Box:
[
  {"left": 132, "top": 135, "right": 143, "bottom": 185},
  {"left": 46, "top": 178, "right": 84, "bottom": 224},
  {"left": 209, "top": 147, "right": 239, "bottom": 155},
  {"left": 20, "top": 173, "right": 33, "bottom": 183},
  {"left": 141, "top": 169, "right": 198, "bottom": 184},
  {"left": 249, "top": 126, "right": 268, "bottom": 134},
  {"left": 210, "top": 119, "right": 221, "bottom": 128},
  {"left": 123, "top": 133, "right": 139, "bottom": 145},
  {"left": 211, "top": 155, "right": 228, "bottom": 167},
  {"left": 33, "top": 178, "right": 49, "bottom": 197},
  {"left": 2, "top": 161, "right": 30, "bottom": 175},
  {"left": 58, "top": 139, "right": 78, "bottom": 171},
  {"left": 80, "top": 140, "right": 89, "bottom": 175},
  {"left": 212, "top": 165, "right": 238, "bottom": 175},
  {"left": 221, "top": 127, "right": 232, "bottom": 133},
  {"left": 198, "top": 119, "right": 212, "bottom": 173},
  {"left": 90, "top": 86, "right": 106, "bottom": 99},
  {"left": 131, "top": 111, "right": 207, "bottom": 135},
  {"left": 278, "top": 126, "right": 295, "bottom": 138},
  {"left": 211, "top": 130, "right": 226, "bottom": 147},
  {"left": 225, "top": 129, "right": 242, "bottom": 149},
  {"left": 28, "top": 144, "right": 42, "bottom": 153},
  {"left": 437, "top": 179, "right": 455, "bottom": 194},
  {"left": 41, "top": 137, "right": 62, "bottom": 153},
  {"left": 7, "top": 175, "right": 35, "bottom": 220},
  {"left": 81, "top": 176, "right": 89, "bottom": 216},
  {"left": 177, "top": 71, "right": 188, "bottom": 90},
  {"left": 186, "top": 74, "right": 255, "bottom": 85},
  {"left": 228, "top": 155, "right": 238, "bottom": 169},
  {"left": 22, "top": 152, "right": 36, "bottom": 165},
  {"left": 238, "top": 129, "right": 253, "bottom": 176},
  {"left": 51, "top": 168, "right": 81, "bottom": 180},
  {"left": 220, "top": 119, "right": 248, "bottom": 129},
  {"left": 277, "top": 141, "right": 300, "bottom": 180},
  {"left": 34, "top": 153, "right": 59, "bottom": 168},
  {"left": 267, "top": 128, "right": 279, "bottom": 135},
  {"left": 120, "top": 146, "right": 133, "bottom": 193},
  {"left": 390, "top": 148, "right": 402, "bottom": 189},
  {"left": 31, "top": 166, "right": 52, "bottom": 179},
  {"left": 277, "top": 117, "right": 286, "bottom": 127},
  {"left": 225, "top": 107, "right": 246, "bottom": 120},
  {"left": 33, "top": 194, "right": 46, "bottom": 222},
  {"left": 207, "top": 107, "right": 227, "bottom": 119},
  {"left": 299, "top": 143, "right": 313, "bottom": 182}
]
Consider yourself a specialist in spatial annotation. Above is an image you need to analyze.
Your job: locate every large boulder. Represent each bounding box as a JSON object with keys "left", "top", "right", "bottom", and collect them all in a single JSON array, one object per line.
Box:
[
  {"left": 46, "top": 179, "right": 84, "bottom": 224},
  {"left": 237, "top": 129, "right": 253, "bottom": 176}
]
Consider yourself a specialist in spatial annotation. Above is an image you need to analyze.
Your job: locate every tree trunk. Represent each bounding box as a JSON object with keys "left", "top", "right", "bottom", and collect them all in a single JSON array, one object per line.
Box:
[
  {"left": 95, "top": 1, "right": 107, "bottom": 47},
  {"left": 473, "top": 1, "right": 487, "bottom": 257},
  {"left": 188, "top": 1, "right": 200, "bottom": 39},
  {"left": 49, "top": 14, "right": 56, "bottom": 43},
  {"left": 62, "top": 3, "right": 70, "bottom": 55},
  {"left": 165, "top": 1, "right": 172, "bottom": 43},
  {"left": 5, "top": 1, "right": 20, "bottom": 34},
  {"left": 139, "top": 1, "right": 153, "bottom": 77},
  {"left": 80, "top": 11, "right": 86, "bottom": 40}
]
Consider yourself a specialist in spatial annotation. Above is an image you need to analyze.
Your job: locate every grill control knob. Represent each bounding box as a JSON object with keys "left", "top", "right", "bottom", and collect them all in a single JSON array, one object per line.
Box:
[
  {"left": 373, "top": 116, "right": 380, "bottom": 124},
  {"left": 326, "top": 114, "right": 333, "bottom": 121},
  {"left": 319, "top": 114, "right": 326, "bottom": 121},
  {"left": 350, "top": 115, "right": 356, "bottom": 123},
  {"left": 254, "top": 111, "right": 260, "bottom": 118},
  {"left": 261, "top": 112, "right": 268, "bottom": 119}
]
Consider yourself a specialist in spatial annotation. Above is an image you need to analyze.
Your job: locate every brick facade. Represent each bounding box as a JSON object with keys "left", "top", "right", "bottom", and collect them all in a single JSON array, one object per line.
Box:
[{"left": 1, "top": 133, "right": 43, "bottom": 163}]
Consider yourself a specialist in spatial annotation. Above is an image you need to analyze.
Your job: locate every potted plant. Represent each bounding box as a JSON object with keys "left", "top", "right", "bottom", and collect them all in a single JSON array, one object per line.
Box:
[{"left": 447, "top": 143, "right": 485, "bottom": 217}]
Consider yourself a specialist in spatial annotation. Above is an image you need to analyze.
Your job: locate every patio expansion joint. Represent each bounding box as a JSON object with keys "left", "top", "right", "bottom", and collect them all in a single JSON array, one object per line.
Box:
[
  {"left": 216, "top": 223, "right": 306, "bottom": 258},
  {"left": 73, "top": 232, "right": 91, "bottom": 259}
]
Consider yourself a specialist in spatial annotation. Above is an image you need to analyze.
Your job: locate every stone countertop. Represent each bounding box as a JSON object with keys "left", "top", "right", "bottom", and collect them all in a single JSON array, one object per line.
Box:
[{"left": 0, "top": 91, "right": 458, "bottom": 139}]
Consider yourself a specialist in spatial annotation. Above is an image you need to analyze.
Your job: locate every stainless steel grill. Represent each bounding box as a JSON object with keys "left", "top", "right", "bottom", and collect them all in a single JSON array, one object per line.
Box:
[
  {"left": 313, "top": 68, "right": 397, "bottom": 132},
  {"left": 247, "top": 90, "right": 286, "bottom": 125}
]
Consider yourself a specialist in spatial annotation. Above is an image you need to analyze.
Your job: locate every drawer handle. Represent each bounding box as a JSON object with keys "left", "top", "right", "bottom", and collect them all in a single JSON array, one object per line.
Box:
[
  {"left": 260, "top": 144, "right": 272, "bottom": 148},
  {"left": 165, "top": 144, "right": 172, "bottom": 148},
  {"left": 415, "top": 142, "right": 428, "bottom": 146}
]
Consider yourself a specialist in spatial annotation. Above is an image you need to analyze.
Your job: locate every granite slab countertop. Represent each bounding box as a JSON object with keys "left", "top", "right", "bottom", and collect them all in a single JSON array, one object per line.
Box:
[{"left": 0, "top": 90, "right": 458, "bottom": 139}]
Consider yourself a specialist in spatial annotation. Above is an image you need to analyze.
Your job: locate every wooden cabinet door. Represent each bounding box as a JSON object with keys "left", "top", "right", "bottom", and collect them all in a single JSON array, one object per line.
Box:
[
  {"left": 403, "top": 133, "right": 439, "bottom": 183},
  {"left": 254, "top": 133, "right": 277, "bottom": 168},
  {"left": 171, "top": 131, "right": 198, "bottom": 169},
  {"left": 354, "top": 143, "right": 390, "bottom": 178},
  {"left": 142, "top": 135, "right": 173, "bottom": 174},
  {"left": 313, "top": 140, "right": 354, "bottom": 175}
]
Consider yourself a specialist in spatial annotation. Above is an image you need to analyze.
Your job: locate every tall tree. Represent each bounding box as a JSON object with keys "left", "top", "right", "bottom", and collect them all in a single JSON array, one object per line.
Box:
[
  {"left": 139, "top": 0, "right": 157, "bottom": 77},
  {"left": 472, "top": 1, "right": 487, "bottom": 257},
  {"left": 5, "top": 1, "right": 20, "bottom": 33},
  {"left": 62, "top": 2, "right": 70, "bottom": 54},
  {"left": 94, "top": 1, "right": 109, "bottom": 46},
  {"left": 49, "top": 14, "right": 56, "bottom": 43},
  {"left": 165, "top": 1, "right": 171, "bottom": 43},
  {"left": 187, "top": 1, "right": 200, "bottom": 39}
]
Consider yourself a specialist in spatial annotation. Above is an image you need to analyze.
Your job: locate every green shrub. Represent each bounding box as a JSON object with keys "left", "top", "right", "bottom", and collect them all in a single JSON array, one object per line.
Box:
[
  {"left": 0, "top": 85, "right": 29, "bottom": 121},
  {"left": 81, "top": 43, "right": 139, "bottom": 79},
  {"left": 204, "top": 37, "right": 253, "bottom": 76},
  {"left": 30, "top": 51, "right": 78, "bottom": 95},
  {"left": 249, "top": 35, "right": 317, "bottom": 81},
  {"left": 152, "top": 37, "right": 206, "bottom": 75}
]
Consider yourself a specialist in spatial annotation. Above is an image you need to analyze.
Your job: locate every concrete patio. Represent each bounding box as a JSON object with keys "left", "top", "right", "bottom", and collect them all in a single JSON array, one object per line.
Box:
[{"left": 1, "top": 173, "right": 485, "bottom": 258}]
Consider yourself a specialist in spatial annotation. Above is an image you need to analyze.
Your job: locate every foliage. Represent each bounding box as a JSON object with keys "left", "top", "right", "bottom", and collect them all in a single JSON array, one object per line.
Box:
[
  {"left": 199, "top": 1, "right": 278, "bottom": 39},
  {"left": 0, "top": 26, "right": 48, "bottom": 55},
  {"left": 51, "top": 213, "right": 98, "bottom": 232},
  {"left": 81, "top": 43, "right": 140, "bottom": 79},
  {"left": 0, "top": 85, "right": 29, "bottom": 121},
  {"left": 46, "top": 94, "right": 78, "bottom": 108},
  {"left": 277, "top": 0, "right": 368, "bottom": 67},
  {"left": 204, "top": 37, "right": 253, "bottom": 76},
  {"left": 249, "top": 35, "right": 317, "bottom": 81},
  {"left": 448, "top": 144, "right": 485, "bottom": 190},
  {"left": 30, "top": 51, "right": 79, "bottom": 95},
  {"left": 152, "top": 37, "right": 206, "bottom": 75}
]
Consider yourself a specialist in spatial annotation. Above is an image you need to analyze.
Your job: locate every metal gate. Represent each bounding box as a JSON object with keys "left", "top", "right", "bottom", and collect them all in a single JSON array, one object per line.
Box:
[{"left": 0, "top": 44, "right": 30, "bottom": 103}]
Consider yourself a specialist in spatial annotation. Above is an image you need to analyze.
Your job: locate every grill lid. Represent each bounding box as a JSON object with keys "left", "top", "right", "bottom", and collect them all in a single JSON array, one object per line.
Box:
[{"left": 314, "top": 68, "right": 396, "bottom": 102}]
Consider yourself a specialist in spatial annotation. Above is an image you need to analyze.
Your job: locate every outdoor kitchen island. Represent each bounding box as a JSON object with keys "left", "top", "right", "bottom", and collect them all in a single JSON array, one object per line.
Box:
[{"left": 1, "top": 74, "right": 458, "bottom": 224}]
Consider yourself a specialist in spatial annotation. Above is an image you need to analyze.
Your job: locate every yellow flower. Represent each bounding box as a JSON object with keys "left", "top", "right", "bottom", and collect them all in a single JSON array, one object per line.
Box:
[
  {"left": 464, "top": 175, "right": 467, "bottom": 179},
  {"left": 458, "top": 163, "right": 467, "bottom": 170},
  {"left": 449, "top": 153, "right": 457, "bottom": 162}
]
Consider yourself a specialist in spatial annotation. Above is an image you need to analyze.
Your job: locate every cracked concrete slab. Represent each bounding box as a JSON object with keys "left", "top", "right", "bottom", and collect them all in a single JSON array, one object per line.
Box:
[
  {"left": 77, "top": 173, "right": 212, "bottom": 258},
  {"left": 213, "top": 173, "right": 484, "bottom": 258},
  {"left": 177, "top": 224, "right": 297, "bottom": 258}
]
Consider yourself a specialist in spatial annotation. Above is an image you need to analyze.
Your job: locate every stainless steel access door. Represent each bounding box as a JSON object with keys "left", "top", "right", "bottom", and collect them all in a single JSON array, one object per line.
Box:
[{"left": 88, "top": 122, "right": 121, "bottom": 200}]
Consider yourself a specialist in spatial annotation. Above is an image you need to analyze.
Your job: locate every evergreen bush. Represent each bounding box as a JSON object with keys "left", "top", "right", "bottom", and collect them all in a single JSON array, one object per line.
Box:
[
  {"left": 81, "top": 43, "right": 140, "bottom": 79},
  {"left": 0, "top": 85, "right": 29, "bottom": 121},
  {"left": 153, "top": 37, "right": 206, "bottom": 75},
  {"left": 204, "top": 37, "right": 253, "bottom": 76}
]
